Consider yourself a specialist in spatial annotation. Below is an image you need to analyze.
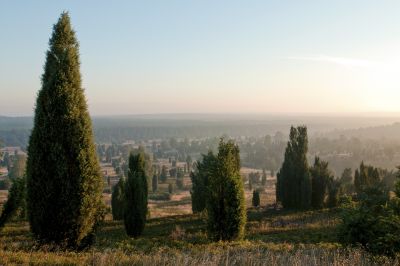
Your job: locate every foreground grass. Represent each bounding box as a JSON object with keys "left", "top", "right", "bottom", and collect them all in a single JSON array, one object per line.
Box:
[{"left": 1, "top": 207, "right": 398, "bottom": 265}]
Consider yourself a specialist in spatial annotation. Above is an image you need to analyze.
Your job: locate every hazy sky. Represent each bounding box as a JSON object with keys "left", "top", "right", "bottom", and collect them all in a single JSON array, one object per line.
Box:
[{"left": 1, "top": 1, "right": 400, "bottom": 116}]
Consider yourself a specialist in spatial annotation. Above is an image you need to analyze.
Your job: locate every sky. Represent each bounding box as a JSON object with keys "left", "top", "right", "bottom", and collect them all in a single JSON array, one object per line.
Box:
[{"left": 1, "top": 1, "right": 400, "bottom": 116}]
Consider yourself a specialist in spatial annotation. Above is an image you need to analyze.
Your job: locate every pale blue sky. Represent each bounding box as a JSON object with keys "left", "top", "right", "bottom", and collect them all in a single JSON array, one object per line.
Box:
[{"left": 1, "top": 1, "right": 400, "bottom": 116}]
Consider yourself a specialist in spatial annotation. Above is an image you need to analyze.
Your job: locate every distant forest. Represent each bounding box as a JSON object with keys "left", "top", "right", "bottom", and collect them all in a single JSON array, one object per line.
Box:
[{"left": 2, "top": 115, "right": 400, "bottom": 175}]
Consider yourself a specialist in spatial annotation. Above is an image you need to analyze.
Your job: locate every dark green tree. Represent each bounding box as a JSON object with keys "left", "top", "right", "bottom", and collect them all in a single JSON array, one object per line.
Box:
[
  {"left": 190, "top": 152, "right": 215, "bottom": 213},
  {"left": 354, "top": 162, "right": 381, "bottom": 194},
  {"left": 252, "top": 190, "right": 260, "bottom": 207},
  {"left": 111, "top": 177, "right": 125, "bottom": 220},
  {"left": 152, "top": 174, "right": 158, "bottom": 192},
  {"left": 0, "top": 177, "right": 26, "bottom": 228},
  {"left": 340, "top": 168, "right": 354, "bottom": 195},
  {"left": 176, "top": 168, "right": 184, "bottom": 189},
  {"left": 8, "top": 154, "right": 26, "bottom": 180},
  {"left": 276, "top": 126, "right": 311, "bottom": 209},
  {"left": 261, "top": 169, "right": 267, "bottom": 186},
  {"left": 310, "top": 157, "right": 331, "bottom": 209},
  {"left": 160, "top": 165, "right": 167, "bottom": 183},
  {"left": 326, "top": 177, "right": 341, "bottom": 208},
  {"left": 186, "top": 155, "right": 192, "bottom": 173},
  {"left": 124, "top": 152, "right": 148, "bottom": 238},
  {"left": 207, "top": 139, "right": 246, "bottom": 241},
  {"left": 26, "top": 12, "right": 103, "bottom": 248},
  {"left": 168, "top": 183, "right": 174, "bottom": 194}
]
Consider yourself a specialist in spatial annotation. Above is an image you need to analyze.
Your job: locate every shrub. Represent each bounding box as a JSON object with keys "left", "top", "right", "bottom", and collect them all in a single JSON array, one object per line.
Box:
[
  {"left": 252, "top": 190, "right": 260, "bottom": 207},
  {"left": 0, "top": 177, "right": 26, "bottom": 228},
  {"left": 338, "top": 184, "right": 400, "bottom": 256},
  {"left": 111, "top": 177, "right": 125, "bottom": 220},
  {"left": 124, "top": 152, "right": 148, "bottom": 238},
  {"left": 207, "top": 139, "right": 246, "bottom": 241}
]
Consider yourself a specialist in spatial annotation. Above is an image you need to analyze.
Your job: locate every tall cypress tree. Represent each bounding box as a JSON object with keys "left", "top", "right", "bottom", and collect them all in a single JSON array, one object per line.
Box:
[
  {"left": 26, "top": 12, "right": 103, "bottom": 247},
  {"left": 310, "top": 157, "right": 331, "bottom": 209},
  {"left": 124, "top": 152, "right": 148, "bottom": 238},
  {"left": 152, "top": 174, "right": 158, "bottom": 192},
  {"left": 207, "top": 139, "right": 246, "bottom": 241},
  {"left": 190, "top": 152, "right": 215, "bottom": 213},
  {"left": 276, "top": 126, "right": 311, "bottom": 209},
  {"left": 111, "top": 177, "right": 125, "bottom": 220}
]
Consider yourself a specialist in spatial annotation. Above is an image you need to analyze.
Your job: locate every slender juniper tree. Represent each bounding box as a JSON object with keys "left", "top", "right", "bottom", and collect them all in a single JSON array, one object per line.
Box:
[
  {"left": 207, "top": 139, "right": 246, "bottom": 241},
  {"left": 111, "top": 177, "right": 125, "bottom": 220},
  {"left": 310, "top": 157, "right": 331, "bottom": 209},
  {"left": 276, "top": 126, "right": 311, "bottom": 209},
  {"left": 152, "top": 174, "right": 158, "bottom": 192},
  {"left": 124, "top": 152, "right": 148, "bottom": 238},
  {"left": 252, "top": 190, "right": 260, "bottom": 207},
  {"left": 190, "top": 152, "right": 215, "bottom": 213},
  {"left": 26, "top": 12, "right": 103, "bottom": 247}
]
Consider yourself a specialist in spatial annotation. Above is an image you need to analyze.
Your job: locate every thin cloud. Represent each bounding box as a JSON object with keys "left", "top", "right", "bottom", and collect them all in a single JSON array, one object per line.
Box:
[{"left": 287, "top": 55, "right": 376, "bottom": 68}]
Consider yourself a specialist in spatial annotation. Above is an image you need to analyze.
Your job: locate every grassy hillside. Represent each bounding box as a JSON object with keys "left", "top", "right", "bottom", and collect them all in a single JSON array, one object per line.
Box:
[{"left": 0, "top": 193, "right": 397, "bottom": 265}]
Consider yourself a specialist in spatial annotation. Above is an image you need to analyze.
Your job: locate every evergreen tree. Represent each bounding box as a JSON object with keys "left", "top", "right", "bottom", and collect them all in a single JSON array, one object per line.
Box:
[
  {"left": 261, "top": 169, "right": 267, "bottom": 186},
  {"left": 0, "top": 177, "right": 26, "bottom": 228},
  {"left": 252, "top": 190, "right": 260, "bottom": 207},
  {"left": 276, "top": 126, "right": 311, "bottom": 209},
  {"left": 340, "top": 168, "right": 354, "bottom": 195},
  {"left": 160, "top": 165, "right": 168, "bottom": 183},
  {"left": 354, "top": 162, "right": 381, "bottom": 194},
  {"left": 326, "top": 177, "right": 341, "bottom": 208},
  {"left": 8, "top": 154, "right": 26, "bottom": 179},
  {"left": 152, "top": 174, "right": 158, "bottom": 192},
  {"left": 124, "top": 152, "right": 148, "bottom": 238},
  {"left": 111, "top": 177, "right": 125, "bottom": 220},
  {"left": 26, "top": 12, "right": 103, "bottom": 247},
  {"left": 310, "top": 157, "right": 331, "bottom": 209},
  {"left": 190, "top": 152, "right": 216, "bottom": 213},
  {"left": 207, "top": 139, "right": 246, "bottom": 241}
]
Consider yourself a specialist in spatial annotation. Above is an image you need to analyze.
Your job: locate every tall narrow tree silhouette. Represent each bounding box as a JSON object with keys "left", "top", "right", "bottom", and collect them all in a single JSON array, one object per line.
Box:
[
  {"left": 124, "top": 152, "right": 148, "bottom": 237},
  {"left": 26, "top": 12, "right": 103, "bottom": 247},
  {"left": 207, "top": 139, "right": 246, "bottom": 241},
  {"left": 276, "top": 126, "right": 311, "bottom": 209}
]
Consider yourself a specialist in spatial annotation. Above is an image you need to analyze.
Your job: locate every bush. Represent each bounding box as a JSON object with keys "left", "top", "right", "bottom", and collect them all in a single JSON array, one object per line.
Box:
[
  {"left": 338, "top": 185, "right": 400, "bottom": 256},
  {"left": 252, "top": 190, "right": 260, "bottom": 207},
  {"left": 149, "top": 192, "right": 171, "bottom": 201},
  {"left": 0, "top": 177, "right": 26, "bottom": 228},
  {"left": 124, "top": 152, "right": 148, "bottom": 238},
  {"left": 111, "top": 177, "right": 125, "bottom": 220},
  {"left": 207, "top": 139, "right": 246, "bottom": 241}
]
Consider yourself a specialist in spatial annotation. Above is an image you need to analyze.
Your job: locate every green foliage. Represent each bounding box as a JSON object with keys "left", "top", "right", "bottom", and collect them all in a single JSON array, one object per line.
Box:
[
  {"left": 354, "top": 162, "right": 380, "bottom": 194},
  {"left": 0, "top": 178, "right": 11, "bottom": 190},
  {"left": 277, "top": 126, "right": 311, "bottom": 209},
  {"left": 190, "top": 152, "right": 215, "bottom": 213},
  {"left": 261, "top": 169, "right": 267, "bottom": 186},
  {"left": 8, "top": 154, "right": 26, "bottom": 179},
  {"left": 207, "top": 139, "right": 246, "bottom": 241},
  {"left": 310, "top": 157, "right": 331, "bottom": 209},
  {"left": 338, "top": 183, "right": 400, "bottom": 256},
  {"left": 26, "top": 12, "right": 104, "bottom": 248},
  {"left": 168, "top": 183, "right": 174, "bottom": 194},
  {"left": 340, "top": 168, "right": 354, "bottom": 195},
  {"left": 152, "top": 174, "right": 158, "bottom": 192},
  {"left": 252, "top": 190, "right": 260, "bottom": 207},
  {"left": 326, "top": 178, "right": 341, "bottom": 208},
  {"left": 0, "top": 177, "right": 26, "bottom": 228},
  {"left": 111, "top": 177, "right": 125, "bottom": 220},
  {"left": 160, "top": 166, "right": 167, "bottom": 183},
  {"left": 124, "top": 152, "right": 148, "bottom": 238}
]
